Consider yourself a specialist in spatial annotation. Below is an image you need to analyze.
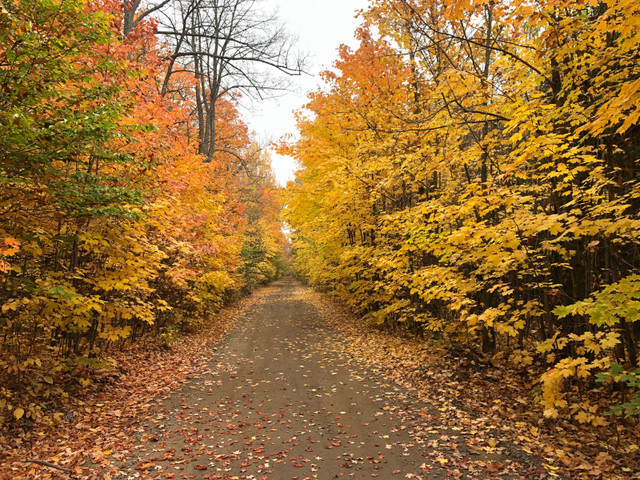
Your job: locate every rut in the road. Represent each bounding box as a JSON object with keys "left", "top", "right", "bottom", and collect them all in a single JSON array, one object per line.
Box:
[{"left": 119, "top": 279, "right": 547, "bottom": 480}]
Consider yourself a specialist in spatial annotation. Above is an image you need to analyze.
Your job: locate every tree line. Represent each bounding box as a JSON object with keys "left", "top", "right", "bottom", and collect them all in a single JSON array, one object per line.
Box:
[
  {"left": 283, "top": 0, "right": 640, "bottom": 426},
  {"left": 0, "top": 0, "right": 296, "bottom": 424}
]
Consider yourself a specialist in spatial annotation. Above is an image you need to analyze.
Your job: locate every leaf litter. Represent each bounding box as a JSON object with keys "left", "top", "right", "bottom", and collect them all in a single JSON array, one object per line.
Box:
[
  {"left": 3, "top": 279, "right": 624, "bottom": 479},
  {"left": 111, "top": 280, "right": 546, "bottom": 479}
]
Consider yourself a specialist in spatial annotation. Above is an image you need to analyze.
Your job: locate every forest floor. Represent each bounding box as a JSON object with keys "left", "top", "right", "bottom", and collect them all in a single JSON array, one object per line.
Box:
[{"left": 1, "top": 279, "right": 634, "bottom": 479}]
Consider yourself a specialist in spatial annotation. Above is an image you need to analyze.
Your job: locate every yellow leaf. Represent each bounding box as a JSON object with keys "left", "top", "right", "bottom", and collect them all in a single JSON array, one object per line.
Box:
[
  {"left": 1, "top": 299, "right": 19, "bottom": 314},
  {"left": 14, "top": 408, "right": 24, "bottom": 420},
  {"left": 575, "top": 411, "right": 589, "bottom": 424}
]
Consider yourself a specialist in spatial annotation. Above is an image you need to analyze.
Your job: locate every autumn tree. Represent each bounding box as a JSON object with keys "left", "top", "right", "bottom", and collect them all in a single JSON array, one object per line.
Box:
[
  {"left": 0, "top": 0, "right": 287, "bottom": 425},
  {"left": 283, "top": 0, "right": 640, "bottom": 428}
]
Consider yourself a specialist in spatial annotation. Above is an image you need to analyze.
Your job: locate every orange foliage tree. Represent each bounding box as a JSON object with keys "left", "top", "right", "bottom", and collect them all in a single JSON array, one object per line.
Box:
[{"left": 0, "top": 0, "right": 286, "bottom": 425}]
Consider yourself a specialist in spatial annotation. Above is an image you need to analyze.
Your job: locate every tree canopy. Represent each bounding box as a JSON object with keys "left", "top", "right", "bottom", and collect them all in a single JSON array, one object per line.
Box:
[
  {"left": 0, "top": 0, "right": 288, "bottom": 425},
  {"left": 283, "top": 0, "right": 640, "bottom": 427}
]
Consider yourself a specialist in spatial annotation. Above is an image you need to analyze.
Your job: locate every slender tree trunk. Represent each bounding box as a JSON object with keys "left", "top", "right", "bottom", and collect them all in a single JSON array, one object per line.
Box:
[
  {"left": 123, "top": 0, "right": 142, "bottom": 37},
  {"left": 480, "top": 0, "right": 493, "bottom": 187}
]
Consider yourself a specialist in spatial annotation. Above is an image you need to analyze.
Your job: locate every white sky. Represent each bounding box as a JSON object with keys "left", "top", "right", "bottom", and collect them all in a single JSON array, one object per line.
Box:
[{"left": 244, "top": 0, "right": 370, "bottom": 186}]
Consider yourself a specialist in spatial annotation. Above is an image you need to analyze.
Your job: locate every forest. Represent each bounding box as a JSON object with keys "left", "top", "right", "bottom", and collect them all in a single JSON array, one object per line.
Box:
[
  {"left": 1, "top": 0, "right": 640, "bottom": 478},
  {"left": 282, "top": 0, "right": 640, "bottom": 454},
  {"left": 0, "top": 0, "right": 291, "bottom": 426}
]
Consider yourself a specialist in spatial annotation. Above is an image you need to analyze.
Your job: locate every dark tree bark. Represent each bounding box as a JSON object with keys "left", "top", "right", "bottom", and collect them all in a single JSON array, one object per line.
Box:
[{"left": 122, "top": 0, "right": 170, "bottom": 37}]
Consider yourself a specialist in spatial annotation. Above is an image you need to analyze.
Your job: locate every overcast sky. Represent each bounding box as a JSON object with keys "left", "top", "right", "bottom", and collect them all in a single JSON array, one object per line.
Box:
[{"left": 243, "top": 0, "right": 370, "bottom": 186}]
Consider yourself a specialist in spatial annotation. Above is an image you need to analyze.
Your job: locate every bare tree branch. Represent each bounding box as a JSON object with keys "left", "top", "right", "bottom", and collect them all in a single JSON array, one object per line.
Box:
[{"left": 156, "top": 0, "right": 307, "bottom": 162}]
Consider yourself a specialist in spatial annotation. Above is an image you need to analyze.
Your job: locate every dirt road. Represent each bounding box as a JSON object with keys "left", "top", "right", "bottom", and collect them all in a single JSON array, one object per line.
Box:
[{"left": 120, "top": 279, "right": 545, "bottom": 479}]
